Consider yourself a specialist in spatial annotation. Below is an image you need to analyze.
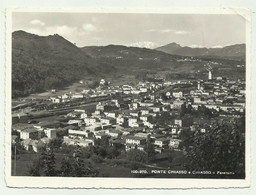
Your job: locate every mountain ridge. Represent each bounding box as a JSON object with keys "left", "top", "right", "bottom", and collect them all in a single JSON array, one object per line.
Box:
[{"left": 155, "top": 42, "right": 245, "bottom": 60}]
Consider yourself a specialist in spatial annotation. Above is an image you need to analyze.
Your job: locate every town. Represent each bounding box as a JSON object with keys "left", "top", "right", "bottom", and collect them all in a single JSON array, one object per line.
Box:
[{"left": 11, "top": 69, "right": 246, "bottom": 177}]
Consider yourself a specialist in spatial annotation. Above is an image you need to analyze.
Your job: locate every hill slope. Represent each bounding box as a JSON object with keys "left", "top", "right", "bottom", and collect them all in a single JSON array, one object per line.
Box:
[
  {"left": 12, "top": 31, "right": 114, "bottom": 98},
  {"left": 81, "top": 44, "right": 245, "bottom": 83}
]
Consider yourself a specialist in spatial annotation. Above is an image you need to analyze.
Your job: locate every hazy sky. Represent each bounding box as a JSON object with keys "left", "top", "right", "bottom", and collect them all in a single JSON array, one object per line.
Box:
[{"left": 12, "top": 12, "right": 246, "bottom": 48}]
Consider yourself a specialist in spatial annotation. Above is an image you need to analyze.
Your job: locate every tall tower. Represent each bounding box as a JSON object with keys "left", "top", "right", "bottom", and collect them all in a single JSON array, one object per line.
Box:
[
  {"left": 197, "top": 80, "right": 201, "bottom": 90},
  {"left": 208, "top": 71, "right": 212, "bottom": 80}
]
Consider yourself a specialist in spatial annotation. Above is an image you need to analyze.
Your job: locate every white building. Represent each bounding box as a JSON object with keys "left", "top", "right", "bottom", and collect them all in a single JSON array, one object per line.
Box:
[{"left": 44, "top": 128, "right": 57, "bottom": 139}]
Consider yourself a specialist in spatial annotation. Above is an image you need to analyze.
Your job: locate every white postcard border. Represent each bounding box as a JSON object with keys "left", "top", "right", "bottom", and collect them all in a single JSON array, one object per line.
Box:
[{"left": 5, "top": 7, "right": 251, "bottom": 189}]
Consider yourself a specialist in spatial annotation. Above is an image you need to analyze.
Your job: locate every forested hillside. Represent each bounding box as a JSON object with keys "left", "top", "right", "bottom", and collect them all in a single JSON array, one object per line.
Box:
[{"left": 12, "top": 31, "right": 114, "bottom": 98}]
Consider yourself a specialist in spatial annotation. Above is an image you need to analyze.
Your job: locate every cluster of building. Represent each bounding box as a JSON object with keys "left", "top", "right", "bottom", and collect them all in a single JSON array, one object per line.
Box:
[
  {"left": 12, "top": 73, "right": 246, "bottom": 155},
  {"left": 12, "top": 123, "right": 57, "bottom": 152},
  {"left": 49, "top": 79, "right": 164, "bottom": 104}
]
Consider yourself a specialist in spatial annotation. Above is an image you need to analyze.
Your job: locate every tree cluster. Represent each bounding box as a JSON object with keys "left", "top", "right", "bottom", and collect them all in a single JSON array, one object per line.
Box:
[
  {"left": 28, "top": 145, "right": 99, "bottom": 177},
  {"left": 185, "top": 118, "right": 245, "bottom": 178}
]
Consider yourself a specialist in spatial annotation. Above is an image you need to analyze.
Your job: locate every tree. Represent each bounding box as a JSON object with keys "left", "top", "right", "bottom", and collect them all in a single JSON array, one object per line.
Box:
[
  {"left": 153, "top": 111, "right": 173, "bottom": 126},
  {"left": 144, "top": 142, "right": 156, "bottom": 163},
  {"left": 28, "top": 147, "right": 56, "bottom": 176},
  {"left": 186, "top": 118, "right": 245, "bottom": 178},
  {"left": 197, "top": 105, "right": 212, "bottom": 118},
  {"left": 40, "top": 147, "right": 56, "bottom": 176},
  {"left": 48, "top": 137, "right": 63, "bottom": 151},
  {"left": 28, "top": 159, "right": 42, "bottom": 176},
  {"left": 60, "top": 157, "right": 72, "bottom": 176},
  {"left": 180, "top": 103, "right": 187, "bottom": 117},
  {"left": 126, "top": 149, "right": 147, "bottom": 163},
  {"left": 179, "top": 129, "right": 194, "bottom": 150},
  {"left": 106, "top": 146, "right": 120, "bottom": 159},
  {"left": 71, "top": 144, "right": 99, "bottom": 177}
]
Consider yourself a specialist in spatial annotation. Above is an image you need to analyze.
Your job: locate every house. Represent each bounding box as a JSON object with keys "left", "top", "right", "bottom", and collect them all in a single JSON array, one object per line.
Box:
[
  {"left": 12, "top": 135, "right": 18, "bottom": 144},
  {"left": 104, "top": 112, "right": 117, "bottom": 119},
  {"left": 134, "top": 132, "right": 150, "bottom": 139},
  {"left": 100, "top": 79, "right": 106, "bottom": 85},
  {"left": 140, "top": 108, "right": 150, "bottom": 115},
  {"left": 106, "top": 129, "right": 122, "bottom": 138},
  {"left": 131, "top": 89, "right": 141, "bottom": 95},
  {"left": 173, "top": 91, "right": 183, "bottom": 98},
  {"left": 95, "top": 132, "right": 109, "bottom": 140},
  {"left": 84, "top": 123, "right": 104, "bottom": 132},
  {"left": 93, "top": 110, "right": 105, "bottom": 117},
  {"left": 143, "top": 121, "right": 154, "bottom": 128},
  {"left": 174, "top": 117, "right": 193, "bottom": 127},
  {"left": 20, "top": 127, "right": 39, "bottom": 140},
  {"left": 68, "top": 129, "right": 93, "bottom": 138},
  {"left": 50, "top": 97, "right": 61, "bottom": 103},
  {"left": 172, "top": 100, "right": 185, "bottom": 109},
  {"left": 126, "top": 143, "right": 144, "bottom": 151},
  {"left": 129, "top": 102, "right": 139, "bottom": 110},
  {"left": 21, "top": 138, "right": 33, "bottom": 151},
  {"left": 171, "top": 127, "right": 179, "bottom": 135},
  {"left": 74, "top": 109, "right": 86, "bottom": 113},
  {"left": 41, "top": 137, "right": 51, "bottom": 144},
  {"left": 21, "top": 139, "right": 45, "bottom": 152},
  {"left": 63, "top": 136, "right": 94, "bottom": 147},
  {"left": 116, "top": 116, "right": 128, "bottom": 125},
  {"left": 205, "top": 104, "right": 220, "bottom": 111},
  {"left": 155, "top": 147, "right": 164, "bottom": 153},
  {"left": 154, "top": 138, "right": 170, "bottom": 148},
  {"left": 136, "top": 121, "right": 144, "bottom": 128},
  {"left": 109, "top": 138, "right": 125, "bottom": 149},
  {"left": 67, "top": 111, "right": 80, "bottom": 118},
  {"left": 80, "top": 112, "right": 88, "bottom": 119},
  {"left": 151, "top": 106, "right": 162, "bottom": 113},
  {"left": 62, "top": 94, "right": 70, "bottom": 100},
  {"left": 71, "top": 93, "right": 84, "bottom": 99},
  {"left": 100, "top": 117, "right": 116, "bottom": 125},
  {"left": 150, "top": 134, "right": 165, "bottom": 140},
  {"left": 128, "top": 117, "right": 138, "bottom": 126},
  {"left": 125, "top": 135, "right": 147, "bottom": 145},
  {"left": 140, "top": 115, "right": 152, "bottom": 122},
  {"left": 169, "top": 138, "right": 182, "bottom": 149},
  {"left": 84, "top": 117, "right": 99, "bottom": 126},
  {"left": 193, "top": 97, "right": 201, "bottom": 103},
  {"left": 140, "top": 87, "right": 148, "bottom": 93},
  {"left": 44, "top": 128, "right": 57, "bottom": 139},
  {"left": 191, "top": 104, "right": 199, "bottom": 110},
  {"left": 130, "top": 111, "right": 140, "bottom": 117},
  {"left": 125, "top": 135, "right": 147, "bottom": 151},
  {"left": 139, "top": 101, "right": 154, "bottom": 107},
  {"left": 31, "top": 140, "right": 45, "bottom": 152},
  {"left": 96, "top": 102, "right": 105, "bottom": 111},
  {"left": 68, "top": 119, "right": 83, "bottom": 126}
]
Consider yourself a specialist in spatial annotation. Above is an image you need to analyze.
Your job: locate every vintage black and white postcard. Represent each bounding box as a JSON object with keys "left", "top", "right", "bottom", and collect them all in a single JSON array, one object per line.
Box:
[{"left": 5, "top": 8, "right": 251, "bottom": 188}]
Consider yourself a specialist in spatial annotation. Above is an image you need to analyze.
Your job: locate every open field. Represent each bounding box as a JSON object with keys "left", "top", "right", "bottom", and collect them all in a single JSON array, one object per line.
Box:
[{"left": 12, "top": 149, "right": 187, "bottom": 177}]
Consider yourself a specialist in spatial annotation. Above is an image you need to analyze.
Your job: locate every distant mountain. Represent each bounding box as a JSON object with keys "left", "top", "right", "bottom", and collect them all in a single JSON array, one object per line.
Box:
[
  {"left": 156, "top": 42, "right": 245, "bottom": 60},
  {"left": 81, "top": 44, "right": 191, "bottom": 73},
  {"left": 155, "top": 42, "right": 182, "bottom": 53},
  {"left": 81, "top": 44, "right": 245, "bottom": 82}
]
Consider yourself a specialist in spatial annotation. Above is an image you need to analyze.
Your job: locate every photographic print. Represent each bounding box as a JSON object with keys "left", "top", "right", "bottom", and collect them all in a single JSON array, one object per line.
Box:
[{"left": 5, "top": 8, "right": 250, "bottom": 188}]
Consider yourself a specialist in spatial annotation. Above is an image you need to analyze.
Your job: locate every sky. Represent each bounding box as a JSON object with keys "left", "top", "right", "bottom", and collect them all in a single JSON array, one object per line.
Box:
[{"left": 12, "top": 12, "right": 246, "bottom": 48}]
